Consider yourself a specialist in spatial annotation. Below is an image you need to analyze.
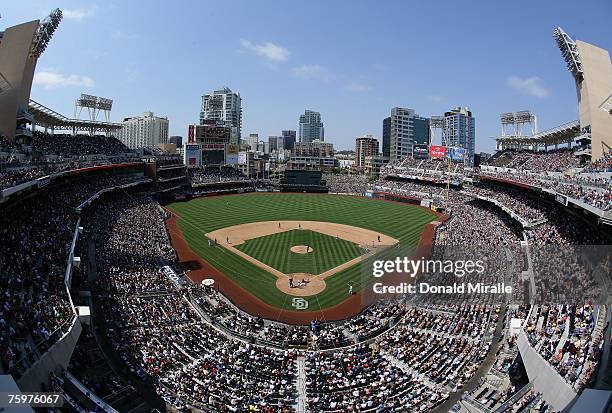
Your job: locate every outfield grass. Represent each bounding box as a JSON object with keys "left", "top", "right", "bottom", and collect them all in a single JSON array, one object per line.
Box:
[
  {"left": 167, "top": 193, "right": 436, "bottom": 310},
  {"left": 235, "top": 229, "right": 364, "bottom": 275}
]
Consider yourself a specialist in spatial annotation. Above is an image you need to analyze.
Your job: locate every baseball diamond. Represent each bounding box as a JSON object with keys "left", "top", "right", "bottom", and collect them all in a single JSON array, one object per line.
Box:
[
  {"left": 165, "top": 193, "right": 437, "bottom": 314},
  {"left": 235, "top": 229, "right": 364, "bottom": 275}
]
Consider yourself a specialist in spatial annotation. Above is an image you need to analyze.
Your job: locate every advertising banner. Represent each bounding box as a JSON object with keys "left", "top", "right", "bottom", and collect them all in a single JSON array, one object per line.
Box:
[
  {"left": 430, "top": 145, "right": 446, "bottom": 158},
  {"left": 184, "top": 143, "right": 201, "bottom": 167},
  {"left": 447, "top": 146, "right": 466, "bottom": 162},
  {"left": 413, "top": 144, "right": 429, "bottom": 159}
]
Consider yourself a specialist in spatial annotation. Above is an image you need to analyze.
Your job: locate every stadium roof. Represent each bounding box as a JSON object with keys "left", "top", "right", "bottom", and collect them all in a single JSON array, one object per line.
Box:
[
  {"left": 493, "top": 120, "right": 580, "bottom": 147},
  {"left": 29, "top": 99, "right": 122, "bottom": 133}
]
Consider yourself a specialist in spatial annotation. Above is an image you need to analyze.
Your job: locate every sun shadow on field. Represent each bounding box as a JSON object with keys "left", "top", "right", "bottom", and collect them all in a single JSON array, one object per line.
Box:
[{"left": 179, "top": 260, "right": 203, "bottom": 271}]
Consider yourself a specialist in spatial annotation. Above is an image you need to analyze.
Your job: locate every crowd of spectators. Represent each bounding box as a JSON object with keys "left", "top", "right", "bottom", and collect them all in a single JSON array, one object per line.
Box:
[
  {"left": 83, "top": 193, "right": 298, "bottom": 412},
  {"left": 524, "top": 305, "right": 604, "bottom": 390},
  {"left": 0, "top": 160, "right": 118, "bottom": 190},
  {"left": 465, "top": 182, "right": 549, "bottom": 223},
  {"left": 437, "top": 199, "right": 523, "bottom": 246},
  {"left": 501, "top": 149, "right": 580, "bottom": 173},
  {"left": 2, "top": 144, "right": 608, "bottom": 413},
  {"left": 0, "top": 172, "right": 145, "bottom": 376},
  {"left": 479, "top": 170, "right": 611, "bottom": 212},
  {"left": 305, "top": 343, "right": 444, "bottom": 412},
  {"left": 31, "top": 131, "right": 130, "bottom": 158},
  {"left": 372, "top": 178, "right": 447, "bottom": 200},
  {"left": 0, "top": 131, "right": 137, "bottom": 191},
  {"left": 324, "top": 173, "right": 369, "bottom": 194},
  {"left": 188, "top": 166, "right": 248, "bottom": 184},
  {"left": 583, "top": 150, "right": 612, "bottom": 172}
]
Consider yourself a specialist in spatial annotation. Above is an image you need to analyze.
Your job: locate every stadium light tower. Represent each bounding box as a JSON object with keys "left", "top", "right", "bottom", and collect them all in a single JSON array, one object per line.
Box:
[
  {"left": 500, "top": 110, "right": 538, "bottom": 137},
  {"left": 554, "top": 27, "right": 583, "bottom": 82},
  {"left": 75, "top": 94, "right": 114, "bottom": 122},
  {"left": 75, "top": 94, "right": 98, "bottom": 120},
  {"left": 29, "top": 8, "right": 63, "bottom": 59}
]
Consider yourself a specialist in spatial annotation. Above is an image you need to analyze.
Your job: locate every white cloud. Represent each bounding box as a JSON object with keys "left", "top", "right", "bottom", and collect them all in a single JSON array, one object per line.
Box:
[
  {"left": 33, "top": 71, "right": 95, "bottom": 89},
  {"left": 63, "top": 7, "right": 96, "bottom": 21},
  {"left": 507, "top": 75, "right": 549, "bottom": 98},
  {"left": 240, "top": 39, "right": 290, "bottom": 62},
  {"left": 346, "top": 82, "right": 371, "bottom": 92},
  {"left": 291, "top": 64, "right": 334, "bottom": 81}
]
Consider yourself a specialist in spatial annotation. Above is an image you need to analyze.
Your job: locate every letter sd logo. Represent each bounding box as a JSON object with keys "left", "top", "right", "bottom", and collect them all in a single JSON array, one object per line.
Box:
[{"left": 291, "top": 297, "right": 309, "bottom": 310}]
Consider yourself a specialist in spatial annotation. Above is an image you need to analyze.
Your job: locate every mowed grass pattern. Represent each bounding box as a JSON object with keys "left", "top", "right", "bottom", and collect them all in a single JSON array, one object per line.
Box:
[
  {"left": 236, "top": 229, "right": 363, "bottom": 275},
  {"left": 167, "top": 193, "right": 437, "bottom": 310}
]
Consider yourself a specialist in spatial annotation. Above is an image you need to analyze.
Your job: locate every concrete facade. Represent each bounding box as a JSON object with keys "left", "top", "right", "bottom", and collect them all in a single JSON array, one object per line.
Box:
[
  {"left": 0, "top": 20, "right": 39, "bottom": 142},
  {"left": 575, "top": 41, "right": 612, "bottom": 160}
]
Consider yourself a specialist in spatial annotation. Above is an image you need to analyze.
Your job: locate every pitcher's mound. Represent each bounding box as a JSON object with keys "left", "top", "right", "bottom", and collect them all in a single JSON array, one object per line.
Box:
[{"left": 290, "top": 245, "right": 313, "bottom": 254}]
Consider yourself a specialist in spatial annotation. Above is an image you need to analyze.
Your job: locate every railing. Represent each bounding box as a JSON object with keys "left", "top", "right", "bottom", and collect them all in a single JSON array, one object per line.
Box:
[
  {"left": 65, "top": 372, "right": 120, "bottom": 413},
  {"left": 491, "top": 383, "right": 533, "bottom": 413},
  {"left": 10, "top": 217, "right": 82, "bottom": 380}
]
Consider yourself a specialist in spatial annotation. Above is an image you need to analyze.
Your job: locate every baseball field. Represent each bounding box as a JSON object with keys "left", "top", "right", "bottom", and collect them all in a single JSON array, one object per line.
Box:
[{"left": 165, "top": 193, "right": 437, "bottom": 312}]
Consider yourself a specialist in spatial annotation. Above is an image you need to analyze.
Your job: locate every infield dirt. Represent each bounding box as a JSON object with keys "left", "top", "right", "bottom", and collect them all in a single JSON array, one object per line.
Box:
[{"left": 206, "top": 220, "right": 399, "bottom": 296}]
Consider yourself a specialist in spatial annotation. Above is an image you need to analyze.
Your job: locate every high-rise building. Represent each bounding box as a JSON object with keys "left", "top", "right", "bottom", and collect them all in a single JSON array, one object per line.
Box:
[
  {"left": 413, "top": 117, "right": 430, "bottom": 146},
  {"left": 355, "top": 135, "right": 380, "bottom": 170},
  {"left": 169, "top": 135, "right": 183, "bottom": 148},
  {"left": 442, "top": 106, "right": 475, "bottom": 165},
  {"left": 200, "top": 87, "right": 242, "bottom": 143},
  {"left": 268, "top": 136, "right": 279, "bottom": 152},
  {"left": 118, "top": 111, "right": 169, "bottom": 149},
  {"left": 245, "top": 133, "right": 259, "bottom": 150},
  {"left": 382, "top": 117, "right": 391, "bottom": 158},
  {"left": 387, "top": 107, "right": 430, "bottom": 162},
  {"left": 298, "top": 110, "right": 324, "bottom": 142},
  {"left": 282, "top": 130, "right": 297, "bottom": 150}
]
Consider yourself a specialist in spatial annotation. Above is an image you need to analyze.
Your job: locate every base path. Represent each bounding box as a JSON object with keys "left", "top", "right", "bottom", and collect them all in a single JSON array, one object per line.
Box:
[
  {"left": 206, "top": 220, "right": 399, "bottom": 296},
  {"left": 164, "top": 202, "right": 448, "bottom": 325}
]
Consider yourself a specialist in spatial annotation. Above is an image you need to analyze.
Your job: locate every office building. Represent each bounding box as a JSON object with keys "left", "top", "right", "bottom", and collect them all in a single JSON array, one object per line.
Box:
[
  {"left": 382, "top": 117, "right": 391, "bottom": 158},
  {"left": 355, "top": 135, "right": 380, "bottom": 171},
  {"left": 268, "top": 136, "right": 279, "bottom": 152},
  {"left": 200, "top": 87, "right": 242, "bottom": 143},
  {"left": 282, "top": 130, "right": 297, "bottom": 150},
  {"left": 169, "top": 135, "right": 183, "bottom": 148},
  {"left": 364, "top": 155, "right": 390, "bottom": 178},
  {"left": 298, "top": 110, "right": 324, "bottom": 142},
  {"left": 442, "top": 106, "right": 475, "bottom": 165},
  {"left": 118, "top": 111, "right": 169, "bottom": 149},
  {"left": 293, "top": 140, "right": 334, "bottom": 158},
  {"left": 387, "top": 107, "right": 430, "bottom": 162},
  {"left": 245, "top": 133, "right": 259, "bottom": 150}
]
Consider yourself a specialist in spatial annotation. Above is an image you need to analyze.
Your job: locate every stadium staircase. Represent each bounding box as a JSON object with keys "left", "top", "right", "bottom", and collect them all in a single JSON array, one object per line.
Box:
[{"left": 295, "top": 355, "right": 307, "bottom": 413}]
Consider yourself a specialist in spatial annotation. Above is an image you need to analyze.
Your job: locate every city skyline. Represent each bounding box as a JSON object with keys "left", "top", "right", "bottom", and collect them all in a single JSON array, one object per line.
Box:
[{"left": 2, "top": 0, "right": 611, "bottom": 152}]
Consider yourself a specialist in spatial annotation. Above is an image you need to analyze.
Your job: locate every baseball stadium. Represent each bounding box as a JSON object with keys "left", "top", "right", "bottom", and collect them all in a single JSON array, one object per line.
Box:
[{"left": 1, "top": 5, "right": 612, "bottom": 413}]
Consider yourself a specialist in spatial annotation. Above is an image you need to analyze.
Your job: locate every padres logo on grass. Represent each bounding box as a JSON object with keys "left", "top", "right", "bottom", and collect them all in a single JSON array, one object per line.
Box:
[{"left": 291, "top": 297, "right": 309, "bottom": 310}]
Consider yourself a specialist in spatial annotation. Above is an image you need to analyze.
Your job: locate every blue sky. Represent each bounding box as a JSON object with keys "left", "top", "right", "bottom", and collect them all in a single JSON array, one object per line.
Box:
[{"left": 2, "top": 0, "right": 611, "bottom": 151}]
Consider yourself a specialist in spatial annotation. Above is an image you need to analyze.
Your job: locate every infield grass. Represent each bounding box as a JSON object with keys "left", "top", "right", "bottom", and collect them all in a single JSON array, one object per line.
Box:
[
  {"left": 235, "top": 229, "right": 364, "bottom": 275},
  {"left": 166, "top": 193, "right": 437, "bottom": 311}
]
